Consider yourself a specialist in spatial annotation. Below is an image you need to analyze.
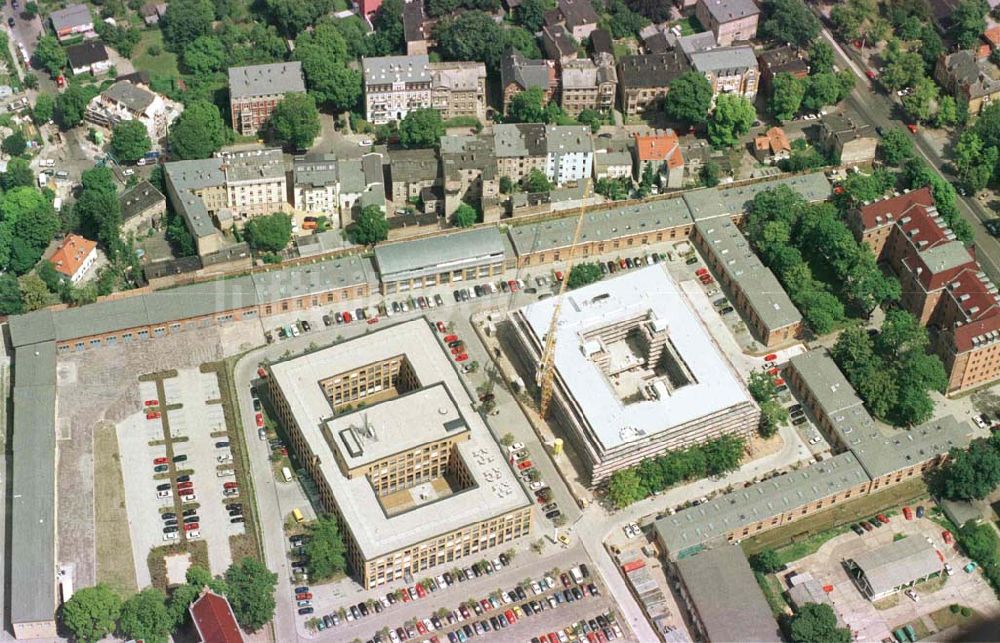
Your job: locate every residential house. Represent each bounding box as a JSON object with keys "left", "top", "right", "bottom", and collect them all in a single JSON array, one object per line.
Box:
[
  {"left": 757, "top": 46, "right": 809, "bottom": 94},
  {"left": 617, "top": 52, "right": 692, "bottom": 115},
  {"left": 363, "top": 55, "right": 487, "bottom": 124},
  {"left": 560, "top": 59, "right": 617, "bottom": 116},
  {"left": 49, "top": 4, "right": 94, "bottom": 42},
  {"left": 494, "top": 123, "right": 548, "bottom": 184},
  {"left": 676, "top": 31, "right": 719, "bottom": 56},
  {"left": 189, "top": 588, "right": 245, "bottom": 643},
  {"left": 695, "top": 0, "right": 760, "bottom": 46},
  {"left": 642, "top": 29, "right": 671, "bottom": 54},
  {"left": 66, "top": 42, "right": 110, "bottom": 76},
  {"left": 634, "top": 130, "right": 684, "bottom": 189},
  {"left": 593, "top": 140, "right": 634, "bottom": 180},
  {"left": 542, "top": 24, "right": 579, "bottom": 66},
  {"left": 753, "top": 127, "right": 791, "bottom": 164},
  {"left": 820, "top": 112, "right": 877, "bottom": 164},
  {"left": 546, "top": 0, "right": 600, "bottom": 40},
  {"left": 689, "top": 46, "right": 759, "bottom": 98},
  {"left": 546, "top": 125, "right": 594, "bottom": 184},
  {"left": 120, "top": 180, "right": 166, "bottom": 235},
  {"left": 50, "top": 234, "right": 97, "bottom": 283},
  {"left": 500, "top": 50, "right": 558, "bottom": 115},
  {"left": 292, "top": 155, "right": 340, "bottom": 221},
  {"left": 387, "top": 148, "right": 441, "bottom": 207},
  {"left": 935, "top": 50, "right": 1000, "bottom": 114},
  {"left": 85, "top": 80, "right": 184, "bottom": 142},
  {"left": 139, "top": 3, "right": 167, "bottom": 26},
  {"left": 403, "top": 1, "right": 430, "bottom": 55},
  {"left": 590, "top": 29, "right": 615, "bottom": 65},
  {"left": 440, "top": 134, "right": 501, "bottom": 220},
  {"left": 228, "top": 62, "right": 306, "bottom": 136}
]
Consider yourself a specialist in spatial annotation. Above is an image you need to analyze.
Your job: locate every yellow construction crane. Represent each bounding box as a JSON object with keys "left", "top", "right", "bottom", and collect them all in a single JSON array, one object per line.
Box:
[{"left": 538, "top": 182, "right": 591, "bottom": 417}]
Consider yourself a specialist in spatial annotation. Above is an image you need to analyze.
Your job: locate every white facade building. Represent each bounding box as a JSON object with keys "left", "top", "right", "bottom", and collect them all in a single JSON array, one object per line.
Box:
[{"left": 545, "top": 125, "right": 594, "bottom": 185}]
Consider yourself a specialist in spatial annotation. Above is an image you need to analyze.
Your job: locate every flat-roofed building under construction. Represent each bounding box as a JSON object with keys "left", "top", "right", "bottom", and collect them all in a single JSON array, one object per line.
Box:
[
  {"left": 507, "top": 266, "right": 759, "bottom": 485},
  {"left": 266, "top": 319, "right": 532, "bottom": 588}
]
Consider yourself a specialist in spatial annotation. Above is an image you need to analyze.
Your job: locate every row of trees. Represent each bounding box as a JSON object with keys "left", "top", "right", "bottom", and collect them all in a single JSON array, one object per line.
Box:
[
  {"left": 831, "top": 311, "right": 946, "bottom": 426},
  {"left": 661, "top": 74, "right": 756, "bottom": 148},
  {"left": 768, "top": 69, "right": 855, "bottom": 123},
  {"left": 748, "top": 370, "right": 789, "bottom": 438},
  {"left": 62, "top": 559, "right": 277, "bottom": 643},
  {"left": 606, "top": 435, "right": 745, "bottom": 508},
  {"left": 745, "top": 185, "right": 900, "bottom": 333}
]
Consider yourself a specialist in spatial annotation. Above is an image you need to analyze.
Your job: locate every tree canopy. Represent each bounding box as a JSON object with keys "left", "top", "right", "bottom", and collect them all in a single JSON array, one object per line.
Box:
[
  {"left": 244, "top": 213, "right": 292, "bottom": 253},
  {"left": 294, "top": 21, "right": 362, "bottom": 112},
  {"left": 118, "top": 588, "right": 173, "bottom": 643},
  {"left": 269, "top": 93, "right": 321, "bottom": 151},
  {"left": 452, "top": 203, "right": 479, "bottom": 228},
  {"left": 162, "top": 0, "right": 215, "bottom": 51},
  {"left": 523, "top": 168, "right": 552, "bottom": 193},
  {"left": 567, "top": 262, "right": 603, "bottom": 289},
  {"left": 434, "top": 11, "right": 508, "bottom": 69},
  {"left": 32, "top": 35, "right": 66, "bottom": 76},
  {"left": 266, "top": 0, "right": 334, "bottom": 37},
  {"left": 787, "top": 603, "right": 851, "bottom": 643},
  {"left": 305, "top": 514, "right": 348, "bottom": 581},
  {"left": 55, "top": 85, "right": 92, "bottom": 129},
  {"left": 399, "top": 108, "right": 445, "bottom": 148},
  {"left": 62, "top": 584, "right": 121, "bottom": 643},
  {"left": 351, "top": 205, "right": 389, "bottom": 245},
  {"left": 168, "top": 100, "right": 229, "bottom": 160},
  {"left": 225, "top": 557, "right": 278, "bottom": 631},
  {"left": 761, "top": 0, "right": 821, "bottom": 47},
  {"left": 663, "top": 72, "right": 713, "bottom": 124},
  {"left": 769, "top": 72, "right": 806, "bottom": 122},
  {"left": 111, "top": 121, "right": 152, "bottom": 163},
  {"left": 933, "top": 432, "right": 1000, "bottom": 501},
  {"left": 708, "top": 94, "right": 755, "bottom": 148}
]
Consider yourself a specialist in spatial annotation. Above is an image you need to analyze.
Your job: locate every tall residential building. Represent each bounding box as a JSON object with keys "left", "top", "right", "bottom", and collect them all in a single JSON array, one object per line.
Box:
[
  {"left": 500, "top": 50, "right": 558, "bottom": 115},
  {"left": 228, "top": 62, "right": 306, "bottom": 136},
  {"left": 85, "top": 79, "right": 184, "bottom": 142},
  {"left": 617, "top": 52, "right": 691, "bottom": 115},
  {"left": 292, "top": 153, "right": 385, "bottom": 229},
  {"left": 688, "top": 46, "right": 759, "bottom": 99},
  {"left": 493, "top": 124, "right": 594, "bottom": 186},
  {"left": 362, "top": 55, "right": 487, "bottom": 124},
  {"left": 560, "top": 59, "right": 617, "bottom": 117},
  {"left": 695, "top": 0, "right": 760, "bottom": 46}
]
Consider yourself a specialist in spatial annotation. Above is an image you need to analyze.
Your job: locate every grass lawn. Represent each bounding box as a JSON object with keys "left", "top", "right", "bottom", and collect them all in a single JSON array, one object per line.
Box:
[
  {"left": 755, "top": 571, "right": 791, "bottom": 618},
  {"left": 929, "top": 605, "right": 976, "bottom": 631},
  {"left": 742, "top": 478, "right": 929, "bottom": 557},
  {"left": 94, "top": 421, "right": 138, "bottom": 595},
  {"left": 914, "top": 574, "right": 948, "bottom": 594},
  {"left": 133, "top": 30, "right": 179, "bottom": 80},
  {"left": 669, "top": 16, "right": 704, "bottom": 36},
  {"left": 873, "top": 594, "right": 900, "bottom": 610}
]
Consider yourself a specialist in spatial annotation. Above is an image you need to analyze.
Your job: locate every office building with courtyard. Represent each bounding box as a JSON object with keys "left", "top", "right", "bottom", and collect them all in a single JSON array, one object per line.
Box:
[
  {"left": 507, "top": 266, "right": 759, "bottom": 485},
  {"left": 265, "top": 320, "right": 533, "bottom": 588}
]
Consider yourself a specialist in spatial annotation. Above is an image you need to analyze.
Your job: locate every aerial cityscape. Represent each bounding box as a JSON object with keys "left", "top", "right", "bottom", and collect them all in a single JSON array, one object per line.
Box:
[{"left": 5, "top": 0, "right": 1000, "bottom": 641}]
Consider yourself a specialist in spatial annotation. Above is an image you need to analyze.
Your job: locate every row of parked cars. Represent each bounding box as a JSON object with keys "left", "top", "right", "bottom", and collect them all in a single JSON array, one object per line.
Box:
[
  {"left": 531, "top": 612, "right": 624, "bottom": 643},
  {"left": 453, "top": 279, "right": 528, "bottom": 303},
  {"left": 507, "top": 442, "right": 560, "bottom": 521},
  {"left": 352, "top": 565, "right": 600, "bottom": 643}
]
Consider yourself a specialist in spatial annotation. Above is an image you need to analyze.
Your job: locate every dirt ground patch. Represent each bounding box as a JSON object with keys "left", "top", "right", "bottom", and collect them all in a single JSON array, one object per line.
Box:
[
  {"left": 94, "top": 420, "right": 138, "bottom": 595},
  {"left": 165, "top": 552, "right": 192, "bottom": 585},
  {"left": 148, "top": 540, "right": 209, "bottom": 590}
]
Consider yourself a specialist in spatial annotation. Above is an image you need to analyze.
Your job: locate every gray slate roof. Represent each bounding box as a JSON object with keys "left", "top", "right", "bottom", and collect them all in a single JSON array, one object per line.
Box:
[
  {"left": 363, "top": 55, "right": 431, "bottom": 85},
  {"left": 49, "top": 3, "right": 91, "bottom": 31},
  {"left": 228, "top": 62, "right": 305, "bottom": 98},
  {"left": 689, "top": 45, "right": 759, "bottom": 73},
  {"left": 374, "top": 228, "right": 505, "bottom": 281},
  {"left": 102, "top": 80, "right": 156, "bottom": 113},
  {"left": 120, "top": 180, "right": 165, "bottom": 222},
  {"left": 850, "top": 536, "right": 942, "bottom": 596},
  {"left": 293, "top": 154, "right": 339, "bottom": 188},
  {"left": 674, "top": 547, "right": 780, "bottom": 642},
  {"left": 501, "top": 50, "right": 553, "bottom": 92},
  {"left": 699, "top": 0, "right": 760, "bottom": 24},
  {"left": 683, "top": 172, "right": 832, "bottom": 220}
]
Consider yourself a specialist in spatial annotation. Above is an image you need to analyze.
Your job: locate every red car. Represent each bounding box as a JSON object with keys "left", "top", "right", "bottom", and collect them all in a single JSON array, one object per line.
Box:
[
  {"left": 764, "top": 353, "right": 777, "bottom": 362},
  {"left": 767, "top": 367, "right": 780, "bottom": 376},
  {"left": 257, "top": 367, "right": 267, "bottom": 379},
  {"left": 481, "top": 599, "right": 492, "bottom": 611},
  {"left": 555, "top": 271, "right": 564, "bottom": 282},
  {"left": 903, "top": 506, "right": 913, "bottom": 520},
  {"left": 943, "top": 530, "right": 953, "bottom": 544},
  {"left": 444, "top": 334, "right": 458, "bottom": 343},
  {"left": 549, "top": 634, "right": 559, "bottom": 643},
  {"left": 224, "top": 481, "right": 239, "bottom": 490},
  {"left": 518, "top": 460, "right": 533, "bottom": 470},
  {"left": 619, "top": 258, "right": 627, "bottom": 269},
  {"left": 436, "top": 321, "right": 447, "bottom": 333},
  {"left": 866, "top": 69, "right": 877, "bottom": 80},
  {"left": 367, "top": 317, "right": 379, "bottom": 325},
  {"left": 343, "top": 312, "right": 352, "bottom": 323},
  {"left": 508, "top": 279, "right": 519, "bottom": 292},
  {"left": 455, "top": 354, "right": 469, "bottom": 362},
  {"left": 144, "top": 399, "right": 158, "bottom": 407},
  {"left": 451, "top": 346, "right": 465, "bottom": 355},
  {"left": 296, "top": 592, "right": 312, "bottom": 600},
  {"left": 255, "top": 413, "right": 264, "bottom": 428},
  {"left": 183, "top": 522, "right": 199, "bottom": 531},
  {"left": 153, "top": 457, "right": 169, "bottom": 465},
  {"left": 415, "top": 621, "right": 427, "bottom": 635},
  {"left": 147, "top": 411, "right": 161, "bottom": 420},
  {"left": 773, "top": 378, "right": 785, "bottom": 386},
  {"left": 505, "top": 609, "right": 516, "bottom": 625},
  {"left": 908, "top": 123, "right": 918, "bottom": 134},
  {"left": 695, "top": 268, "right": 709, "bottom": 277},
  {"left": 414, "top": 584, "right": 426, "bottom": 599},
  {"left": 699, "top": 275, "right": 714, "bottom": 284},
  {"left": 876, "top": 514, "right": 889, "bottom": 524},
  {"left": 177, "top": 481, "right": 193, "bottom": 490}
]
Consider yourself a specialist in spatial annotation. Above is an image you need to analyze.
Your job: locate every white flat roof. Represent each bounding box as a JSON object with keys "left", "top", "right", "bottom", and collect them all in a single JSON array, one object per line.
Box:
[
  {"left": 269, "top": 319, "right": 530, "bottom": 559},
  {"left": 518, "top": 266, "right": 751, "bottom": 450}
]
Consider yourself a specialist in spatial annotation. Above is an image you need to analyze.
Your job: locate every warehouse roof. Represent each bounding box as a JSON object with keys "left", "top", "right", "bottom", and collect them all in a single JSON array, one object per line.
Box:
[
  {"left": 655, "top": 452, "right": 868, "bottom": 557},
  {"left": 674, "top": 547, "right": 780, "bottom": 642},
  {"left": 788, "top": 349, "right": 866, "bottom": 416},
  {"left": 374, "top": 227, "right": 505, "bottom": 282},
  {"left": 849, "top": 536, "right": 942, "bottom": 597},
  {"left": 683, "top": 172, "right": 831, "bottom": 220},
  {"left": 228, "top": 62, "right": 305, "bottom": 98},
  {"left": 695, "top": 218, "right": 802, "bottom": 331}
]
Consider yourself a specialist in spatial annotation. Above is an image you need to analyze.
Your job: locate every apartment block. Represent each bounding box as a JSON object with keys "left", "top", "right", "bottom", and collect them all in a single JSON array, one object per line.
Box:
[
  {"left": 363, "top": 55, "right": 487, "bottom": 124},
  {"left": 500, "top": 50, "right": 558, "bottom": 115},
  {"left": 617, "top": 52, "right": 691, "bottom": 115},
  {"left": 689, "top": 46, "right": 759, "bottom": 98},
  {"left": 85, "top": 79, "right": 183, "bottom": 142},
  {"left": 695, "top": 0, "right": 759, "bottom": 46},
  {"left": 560, "top": 59, "right": 617, "bottom": 117},
  {"left": 228, "top": 62, "right": 306, "bottom": 136}
]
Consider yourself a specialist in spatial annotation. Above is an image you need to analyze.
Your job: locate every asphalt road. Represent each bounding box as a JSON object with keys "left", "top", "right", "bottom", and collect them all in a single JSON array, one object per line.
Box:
[{"left": 820, "top": 26, "right": 1000, "bottom": 284}]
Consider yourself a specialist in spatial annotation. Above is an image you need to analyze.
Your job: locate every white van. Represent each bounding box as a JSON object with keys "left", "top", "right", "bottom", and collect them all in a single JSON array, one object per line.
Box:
[
  {"left": 570, "top": 566, "right": 584, "bottom": 584},
  {"left": 282, "top": 466, "right": 293, "bottom": 483}
]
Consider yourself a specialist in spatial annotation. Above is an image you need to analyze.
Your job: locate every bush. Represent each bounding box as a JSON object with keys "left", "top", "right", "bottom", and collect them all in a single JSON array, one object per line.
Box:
[
  {"left": 148, "top": 43, "right": 162, "bottom": 56},
  {"left": 950, "top": 604, "right": 961, "bottom": 613},
  {"left": 961, "top": 607, "right": 972, "bottom": 617}
]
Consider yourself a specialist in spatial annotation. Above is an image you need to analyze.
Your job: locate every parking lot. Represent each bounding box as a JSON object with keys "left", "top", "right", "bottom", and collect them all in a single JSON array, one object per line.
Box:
[
  {"left": 784, "top": 511, "right": 1000, "bottom": 642},
  {"left": 117, "top": 368, "right": 244, "bottom": 582}
]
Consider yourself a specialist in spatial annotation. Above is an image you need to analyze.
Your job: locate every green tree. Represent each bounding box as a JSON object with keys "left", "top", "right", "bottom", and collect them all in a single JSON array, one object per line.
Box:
[
  {"left": 0, "top": 274, "right": 22, "bottom": 314},
  {"left": 901, "top": 76, "right": 939, "bottom": 123},
  {"left": 516, "top": 0, "right": 548, "bottom": 31},
  {"left": 111, "top": 120, "right": 152, "bottom": 163},
  {"left": 244, "top": 213, "right": 292, "bottom": 253},
  {"left": 225, "top": 557, "right": 278, "bottom": 631},
  {"left": 305, "top": 514, "right": 348, "bottom": 581},
  {"left": 802, "top": 73, "right": 841, "bottom": 112},
  {"left": 169, "top": 100, "right": 229, "bottom": 159},
  {"left": 523, "top": 168, "right": 552, "bottom": 193},
  {"left": 760, "top": 398, "right": 789, "bottom": 438},
  {"left": 55, "top": 85, "right": 90, "bottom": 129},
  {"left": 607, "top": 468, "right": 647, "bottom": 509},
  {"left": 663, "top": 71, "right": 713, "bottom": 124},
  {"left": 182, "top": 35, "right": 228, "bottom": 75},
  {"left": 701, "top": 435, "right": 744, "bottom": 475},
  {"left": 33, "top": 93, "right": 54, "bottom": 124},
  {"left": 934, "top": 438, "right": 1000, "bottom": 500},
  {"left": 266, "top": 0, "right": 334, "bottom": 37},
  {"left": 1, "top": 158, "right": 34, "bottom": 191},
  {"left": 708, "top": 94, "right": 755, "bottom": 148},
  {"left": 32, "top": 35, "right": 67, "bottom": 76},
  {"left": 748, "top": 370, "right": 779, "bottom": 402},
  {"left": 880, "top": 42, "right": 924, "bottom": 91},
  {"left": 18, "top": 273, "right": 56, "bottom": 311},
  {"left": 118, "top": 588, "right": 173, "bottom": 643},
  {"left": 959, "top": 521, "right": 1000, "bottom": 562},
  {"left": 399, "top": 108, "right": 445, "bottom": 148},
  {"left": 769, "top": 72, "right": 806, "bottom": 122},
  {"left": 788, "top": 603, "right": 851, "bottom": 643},
  {"left": 576, "top": 109, "right": 604, "bottom": 133},
  {"left": 269, "top": 93, "right": 321, "bottom": 150},
  {"left": 369, "top": 0, "right": 405, "bottom": 55},
  {"left": 163, "top": 0, "right": 215, "bottom": 50},
  {"left": 567, "top": 262, "right": 603, "bottom": 289},
  {"left": 434, "top": 11, "right": 507, "bottom": 69},
  {"left": 452, "top": 203, "right": 479, "bottom": 227},
  {"left": 935, "top": 95, "right": 960, "bottom": 128},
  {"left": 96, "top": 21, "right": 141, "bottom": 58},
  {"left": 76, "top": 188, "right": 123, "bottom": 256},
  {"left": 508, "top": 87, "right": 548, "bottom": 123},
  {"left": 166, "top": 208, "right": 196, "bottom": 256},
  {"left": 351, "top": 205, "right": 389, "bottom": 245},
  {"left": 761, "top": 0, "right": 821, "bottom": 47},
  {"left": 879, "top": 127, "right": 914, "bottom": 166},
  {"left": 951, "top": 0, "right": 988, "bottom": 49},
  {"left": 62, "top": 585, "right": 122, "bottom": 643},
  {"left": 809, "top": 42, "right": 834, "bottom": 75},
  {"left": 954, "top": 131, "right": 998, "bottom": 193},
  {"left": 505, "top": 26, "right": 542, "bottom": 59},
  {"left": 749, "top": 549, "right": 783, "bottom": 573},
  {"left": 2, "top": 131, "right": 26, "bottom": 157},
  {"left": 700, "top": 160, "right": 721, "bottom": 187},
  {"left": 294, "top": 21, "right": 362, "bottom": 112}
]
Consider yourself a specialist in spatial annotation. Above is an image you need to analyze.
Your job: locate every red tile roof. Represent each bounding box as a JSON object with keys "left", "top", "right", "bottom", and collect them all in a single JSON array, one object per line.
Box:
[
  {"left": 190, "top": 589, "right": 244, "bottom": 643},
  {"left": 634, "top": 130, "right": 684, "bottom": 168},
  {"left": 49, "top": 234, "right": 96, "bottom": 278},
  {"left": 984, "top": 25, "right": 1000, "bottom": 47},
  {"left": 855, "top": 187, "right": 935, "bottom": 231}
]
